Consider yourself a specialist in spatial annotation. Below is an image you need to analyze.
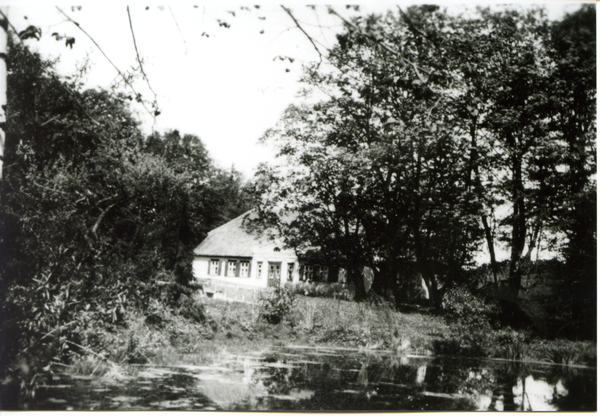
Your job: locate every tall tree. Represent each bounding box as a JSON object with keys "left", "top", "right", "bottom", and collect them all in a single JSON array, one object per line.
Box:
[
  {"left": 0, "top": 7, "right": 7, "bottom": 180},
  {"left": 0, "top": 35, "right": 256, "bottom": 390},
  {"left": 547, "top": 5, "right": 596, "bottom": 338},
  {"left": 257, "top": 6, "right": 484, "bottom": 305}
]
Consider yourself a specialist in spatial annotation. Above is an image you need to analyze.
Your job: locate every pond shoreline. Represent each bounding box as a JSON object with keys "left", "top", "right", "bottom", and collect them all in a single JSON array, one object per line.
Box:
[
  {"left": 2, "top": 293, "right": 595, "bottom": 410},
  {"left": 65, "top": 294, "right": 596, "bottom": 375},
  {"left": 23, "top": 344, "right": 600, "bottom": 411}
]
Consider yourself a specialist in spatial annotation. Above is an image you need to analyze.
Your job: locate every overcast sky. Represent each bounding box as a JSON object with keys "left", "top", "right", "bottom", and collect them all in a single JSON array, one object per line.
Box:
[{"left": 3, "top": 1, "right": 589, "bottom": 178}]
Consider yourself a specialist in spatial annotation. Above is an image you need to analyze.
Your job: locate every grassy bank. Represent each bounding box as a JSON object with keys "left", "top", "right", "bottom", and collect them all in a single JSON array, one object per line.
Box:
[{"left": 68, "top": 291, "right": 596, "bottom": 377}]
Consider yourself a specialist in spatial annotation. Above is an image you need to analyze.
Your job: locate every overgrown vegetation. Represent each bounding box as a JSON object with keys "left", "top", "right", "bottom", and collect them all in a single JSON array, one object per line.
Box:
[
  {"left": 251, "top": 4, "right": 596, "bottom": 334},
  {"left": 60, "top": 294, "right": 597, "bottom": 380},
  {"left": 0, "top": 4, "right": 595, "bottom": 407},
  {"left": 0, "top": 36, "right": 253, "bottom": 399},
  {"left": 257, "top": 285, "right": 296, "bottom": 324}
]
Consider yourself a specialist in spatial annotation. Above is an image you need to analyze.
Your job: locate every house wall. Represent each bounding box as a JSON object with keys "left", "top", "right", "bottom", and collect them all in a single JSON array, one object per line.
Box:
[
  {"left": 192, "top": 246, "right": 361, "bottom": 302},
  {"left": 251, "top": 247, "right": 300, "bottom": 285},
  {"left": 192, "top": 246, "right": 300, "bottom": 288},
  {"left": 193, "top": 255, "right": 266, "bottom": 288}
]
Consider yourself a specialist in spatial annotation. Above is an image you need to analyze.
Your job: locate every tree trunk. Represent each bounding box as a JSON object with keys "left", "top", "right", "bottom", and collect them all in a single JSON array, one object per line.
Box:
[
  {"left": 481, "top": 213, "right": 499, "bottom": 285},
  {"left": 0, "top": 7, "right": 7, "bottom": 181},
  {"left": 350, "top": 266, "right": 368, "bottom": 301},
  {"left": 504, "top": 134, "right": 527, "bottom": 325}
]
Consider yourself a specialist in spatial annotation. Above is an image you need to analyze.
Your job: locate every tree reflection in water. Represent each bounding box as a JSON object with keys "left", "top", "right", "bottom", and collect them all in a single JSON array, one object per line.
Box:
[
  {"left": 16, "top": 348, "right": 596, "bottom": 411},
  {"left": 248, "top": 348, "right": 596, "bottom": 412}
]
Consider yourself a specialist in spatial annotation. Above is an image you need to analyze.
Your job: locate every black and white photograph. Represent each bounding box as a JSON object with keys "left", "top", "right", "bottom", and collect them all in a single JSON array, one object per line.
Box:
[{"left": 0, "top": 1, "right": 596, "bottom": 411}]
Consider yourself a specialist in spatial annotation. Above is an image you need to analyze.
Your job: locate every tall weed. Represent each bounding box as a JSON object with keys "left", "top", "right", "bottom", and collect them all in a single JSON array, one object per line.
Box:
[{"left": 298, "top": 301, "right": 319, "bottom": 331}]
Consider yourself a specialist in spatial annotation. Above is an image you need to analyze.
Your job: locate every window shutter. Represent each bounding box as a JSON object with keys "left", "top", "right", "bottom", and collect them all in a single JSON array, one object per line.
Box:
[
  {"left": 218, "top": 260, "right": 223, "bottom": 276},
  {"left": 248, "top": 261, "right": 252, "bottom": 278},
  {"left": 207, "top": 260, "right": 211, "bottom": 275},
  {"left": 236, "top": 260, "right": 240, "bottom": 277}
]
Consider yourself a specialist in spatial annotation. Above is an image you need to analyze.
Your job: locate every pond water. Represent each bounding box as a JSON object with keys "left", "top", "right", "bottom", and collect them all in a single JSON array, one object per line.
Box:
[{"left": 11, "top": 346, "right": 597, "bottom": 411}]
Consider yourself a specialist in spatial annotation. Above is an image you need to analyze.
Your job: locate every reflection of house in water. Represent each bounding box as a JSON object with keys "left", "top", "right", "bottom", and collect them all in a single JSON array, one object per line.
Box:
[{"left": 192, "top": 211, "right": 365, "bottom": 301}]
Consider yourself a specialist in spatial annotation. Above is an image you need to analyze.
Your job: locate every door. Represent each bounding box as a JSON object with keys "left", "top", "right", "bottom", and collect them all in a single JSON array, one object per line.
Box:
[{"left": 267, "top": 262, "right": 281, "bottom": 288}]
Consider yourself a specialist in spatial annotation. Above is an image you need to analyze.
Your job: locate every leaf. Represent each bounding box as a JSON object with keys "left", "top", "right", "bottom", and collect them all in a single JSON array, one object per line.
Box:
[{"left": 18, "top": 25, "right": 42, "bottom": 41}]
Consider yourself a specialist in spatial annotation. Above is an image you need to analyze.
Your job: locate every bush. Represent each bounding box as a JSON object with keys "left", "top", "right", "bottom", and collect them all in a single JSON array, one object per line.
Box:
[
  {"left": 176, "top": 295, "right": 206, "bottom": 324},
  {"left": 285, "top": 282, "right": 353, "bottom": 301},
  {"left": 442, "top": 286, "right": 500, "bottom": 328},
  {"left": 258, "top": 286, "right": 295, "bottom": 324}
]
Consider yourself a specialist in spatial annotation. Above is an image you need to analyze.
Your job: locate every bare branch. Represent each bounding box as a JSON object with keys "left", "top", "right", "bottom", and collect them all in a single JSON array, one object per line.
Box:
[
  {"left": 168, "top": 6, "right": 188, "bottom": 55},
  {"left": 281, "top": 6, "right": 323, "bottom": 67},
  {"left": 127, "top": 6, "right": 159, "bottom": 108},
  {"left": 97, "top": 193, "right": 119, "bottom": 206},
  {"left": 56, "top": 6, "right": 154, "bottom": 118},
  {"left": 425, "top": 95, "right": 444, "bottom": 121},
  {"left": 31, "top": 180, "right": 70, "bottom": 195}
]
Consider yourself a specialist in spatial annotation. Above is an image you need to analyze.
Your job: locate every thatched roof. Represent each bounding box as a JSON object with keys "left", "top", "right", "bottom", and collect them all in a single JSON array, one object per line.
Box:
[{"left": 193, "top": 211, "right": 285, "bottom": 257}]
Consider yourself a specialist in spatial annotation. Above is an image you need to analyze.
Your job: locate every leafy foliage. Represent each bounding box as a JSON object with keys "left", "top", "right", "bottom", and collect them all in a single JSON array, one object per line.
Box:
[
  {"left": 0, "top": 35, "right": 254, "bottom": 396},
  {"left": 258, "top": 285, "right": 296, "bottom": 325},
  {"left": 442, "top": 286, "right": 500, "bottom": 329},
  {"left": 254, "top": 5, "right": 596, "bottom": 328}
]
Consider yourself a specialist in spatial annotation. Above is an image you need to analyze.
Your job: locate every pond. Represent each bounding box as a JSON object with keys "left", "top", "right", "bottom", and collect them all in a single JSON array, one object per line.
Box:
[{"left": 9, "top": 346, "right": 597, "bottom": 411}]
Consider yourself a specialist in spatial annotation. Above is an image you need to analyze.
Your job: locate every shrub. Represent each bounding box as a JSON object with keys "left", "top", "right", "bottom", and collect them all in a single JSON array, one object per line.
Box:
[
  {"left": 258, "top": 286, "right": 295, "bottom": 325},
  {"left": 176, "top": 295, "right": 206, "bottom": 324},
  {"left": 492, "top": 329, "right": 529, "bottom": 361},
  {"left": 285, "top": 282, "right": 353, "bottom": 301},
  {"left": 442, "top": 286, "right": 500, "bottom": 328}
]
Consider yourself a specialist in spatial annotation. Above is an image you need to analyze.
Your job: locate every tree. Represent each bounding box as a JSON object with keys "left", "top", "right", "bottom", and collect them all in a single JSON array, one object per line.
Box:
[
  {"left": 437, "top": 6, "right": 596, "bottom": 331},
  {"left": 257, "top": 5, "right": 596, "bottom": 314},
  {"left": 0, "top": 7, "right": 7, "bottom": 181},
  {"left": 547, "top": 5, "right": 596, "bottom": 338},
  {"left": 256, "top": 6, "right": 485, "bottom": 305},
  {"left": 0, "top": 34, "right": 256, "bottom": 393}
]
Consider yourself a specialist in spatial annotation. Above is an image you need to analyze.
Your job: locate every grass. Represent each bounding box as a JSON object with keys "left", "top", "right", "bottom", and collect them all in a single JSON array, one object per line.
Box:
[{"left": 67, "top": 291, "right": 596, "bottom": 377}]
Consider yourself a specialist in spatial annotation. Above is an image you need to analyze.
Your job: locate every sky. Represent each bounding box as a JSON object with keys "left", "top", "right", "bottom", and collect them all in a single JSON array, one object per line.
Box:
[{"left": 2, "top": 1, "right": 588, "bottom": 179}]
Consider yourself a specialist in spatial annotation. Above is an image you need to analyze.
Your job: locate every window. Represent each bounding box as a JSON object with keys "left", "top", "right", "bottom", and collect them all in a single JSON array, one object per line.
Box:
[
  {"left": 315, "top": 266, "right": 329, "bottom": 282},
  {"left": 209, "top": 260, "right": 220, "bottom": 276},
  {"left": 287, "top": 263, "right": 294, "bottom": 282},
  {"left": 256, "top": 262, "right": 263, "bottom": 279},
  {"left": 268, "top": 262, "right": 281, "bottom": 287},
  {"left": 303, "top": 265, "right": 314, "bottom": 281},
  {"left": 227, "top": 260, "right": 237, "bottom": 277},
  {"left": 240, "top": 261, "right": 250, "bottom": 278},
  {"left": 269, "top": 263, "right": 281, "bottom": 279}
]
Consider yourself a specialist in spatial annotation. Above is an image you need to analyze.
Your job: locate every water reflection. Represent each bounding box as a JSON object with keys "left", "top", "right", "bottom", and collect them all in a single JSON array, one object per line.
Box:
[{"left": 11, "top": 348, "right": 596, "bottom": 411}]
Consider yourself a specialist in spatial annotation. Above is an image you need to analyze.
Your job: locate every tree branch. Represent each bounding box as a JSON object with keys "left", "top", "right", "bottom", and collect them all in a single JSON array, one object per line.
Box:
[
  {"left": 281, "top": 6, "right": 323, "bottom": 67},
  {"left": 0, "top": 9, "right": 101, "bottom": 126},
  {"left": 326, "top": 6, "right": 434, "bottom": 78},
  {"left": 92, "top": 202, "right": 116, "bottom": 237},
  {"left": 397, "top": 6, "right": 436, "bottom": 45},
  {"left": 56, "top": 6, "right": 154, "bottom": 118},
  {"left": 127, "top": 6, "right": 158, "bottom": 107},
  {"left": 168, "top": 6, "right": 187, "bottom": 55}
]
